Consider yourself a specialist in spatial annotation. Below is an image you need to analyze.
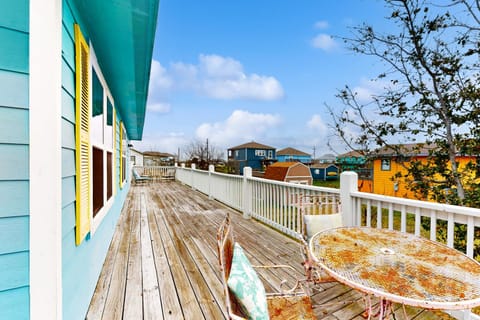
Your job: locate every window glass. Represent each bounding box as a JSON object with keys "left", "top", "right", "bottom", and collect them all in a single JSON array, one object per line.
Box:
[
  {"left": 381, "top": 159, "right": 391, "bottom": 171},
  {"left": 92, "top": 146, "right": 104, "bottom": 216},
  {"left": 91, "top": 70, "right": 104, "bottom": 146},
  {"left": 107, "top": 152, "right": 112, "bottom": 200},
  {"left": 105, "top": 99, "right": 113, "bottom": 149}
]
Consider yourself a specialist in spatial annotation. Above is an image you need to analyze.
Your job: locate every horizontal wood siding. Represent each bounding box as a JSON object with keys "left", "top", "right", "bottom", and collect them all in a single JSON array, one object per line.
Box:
[
  {"left": 0, "top": 1, "right": 30, "bottom": 319},
  {"left": 61, "top": 1, "right": 131, "bottom": 319}
]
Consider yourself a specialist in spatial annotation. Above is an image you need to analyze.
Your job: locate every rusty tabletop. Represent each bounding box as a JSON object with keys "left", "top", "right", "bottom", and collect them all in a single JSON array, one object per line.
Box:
[{"left": 309, "top": 226, "right": 480, "bottom": 310}]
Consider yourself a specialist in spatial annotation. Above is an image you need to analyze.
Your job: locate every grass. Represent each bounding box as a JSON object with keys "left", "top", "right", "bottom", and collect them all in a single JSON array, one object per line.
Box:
[{"left": 313, "top": 179, "right": 340, "bottom": 188}]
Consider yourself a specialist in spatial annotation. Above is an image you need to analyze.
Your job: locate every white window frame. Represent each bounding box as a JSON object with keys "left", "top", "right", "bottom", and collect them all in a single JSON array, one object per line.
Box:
[
  {"left": 255, "top": 149, "right": 266, "bottom": 157},
  {"left": 90, "top": 46, "right": 115, "bottom": 234},
  {"left": 381, "top": 158, "right": 391, "bottom": 171}
]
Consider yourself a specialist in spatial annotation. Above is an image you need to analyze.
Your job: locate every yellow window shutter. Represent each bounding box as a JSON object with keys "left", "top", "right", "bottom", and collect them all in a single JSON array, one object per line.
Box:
[
  {"left": 113, "top": 110, "right": 117, "bottom": 196},
  {"left": 119, "top": 121, "right": 123, "bottom": 188},
  {"left": 74, "top": 24, "right": 91, "bottom": 246}
]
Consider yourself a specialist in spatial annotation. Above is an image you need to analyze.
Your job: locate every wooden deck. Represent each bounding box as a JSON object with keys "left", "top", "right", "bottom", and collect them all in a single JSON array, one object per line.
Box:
[{"left": 86, "top": 182, "right": 455, "bottom": 320}]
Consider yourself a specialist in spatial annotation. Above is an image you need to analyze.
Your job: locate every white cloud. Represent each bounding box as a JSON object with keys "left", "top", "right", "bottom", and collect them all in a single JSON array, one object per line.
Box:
[
  {"left": 147, "top": 60, "right": 173, "bottom": 114},
  {"left": 352, "top": 78, "right": 389, "bottom": 102},
  {"left": 307, "top": 114, "right": 328, "bottom": 134},
  {"left": 149, "top": 60, "right": 172, "bottom": 90},
  {"left": 314, "top": 20, "right": 329, "bottom": 29},
  {"left": 133, "top": 131, "right": 187, "bottom": 155},
  {"left": 147, "top": 102, "right": 171, "bottom": 113},
  {"left": 201, "top": 73, "right": 283, "bottom": 100},
  {"left": 311, "top": 34, "right": 337, "bottom": 51},
  {"left": 199, "top": 54, "right": 243, "bottom": 78},
  {"left": 162, "top": 54, "right": 284, "bottom": 101},
  {"left": 195, "top": 110, "right": 282, "bottom": 148}
]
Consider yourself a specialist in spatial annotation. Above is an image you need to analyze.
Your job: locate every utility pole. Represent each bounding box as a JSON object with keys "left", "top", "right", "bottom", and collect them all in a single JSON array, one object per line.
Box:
[
  {"left": 206, "top": 138, "right": 209, "bottom": 164},
  {"left": 313, "top": 146, "right": 316, "bottom": 161}
]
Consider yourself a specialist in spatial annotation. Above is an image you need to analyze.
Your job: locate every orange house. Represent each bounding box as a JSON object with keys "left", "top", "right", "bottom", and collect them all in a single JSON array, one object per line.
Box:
[{"left": 358, "top": 143, "right": 478, "bottom": 200}]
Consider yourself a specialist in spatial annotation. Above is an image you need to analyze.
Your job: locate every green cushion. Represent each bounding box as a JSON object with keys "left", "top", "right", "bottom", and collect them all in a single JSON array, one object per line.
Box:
[{"left": 227, "top": 243, "right": 269, "bottom": 320}]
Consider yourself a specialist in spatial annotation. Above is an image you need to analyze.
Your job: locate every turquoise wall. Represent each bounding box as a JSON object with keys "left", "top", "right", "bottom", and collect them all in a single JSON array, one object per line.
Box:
[
  {"left": 61, "top": 1, "right": 131, "bottom": 319},
  {"left": 0, "top": 1, "right": 30, "bottom": 319},
  {"left": 0, "top": 1, "right": 132, "bottom": 318}
]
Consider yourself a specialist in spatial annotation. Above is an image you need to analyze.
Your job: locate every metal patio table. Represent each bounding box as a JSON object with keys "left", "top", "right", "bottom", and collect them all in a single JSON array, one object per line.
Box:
[{"left": 309, "top": 226, "right": 480, "bottom": 319}]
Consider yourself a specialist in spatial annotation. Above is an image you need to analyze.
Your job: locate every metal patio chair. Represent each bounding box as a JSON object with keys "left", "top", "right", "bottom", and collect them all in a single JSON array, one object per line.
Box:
[
  {"left": 217, "top": 214, "right": 316, "bottom": 320},
  {"left": 299, "top": 195, "right": 343, "bottom": 292}
]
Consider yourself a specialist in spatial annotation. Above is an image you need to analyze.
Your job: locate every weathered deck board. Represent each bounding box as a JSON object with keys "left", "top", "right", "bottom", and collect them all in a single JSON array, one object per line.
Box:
[{"left": 86, "top": 181, "right": 455, "bottom": 320}]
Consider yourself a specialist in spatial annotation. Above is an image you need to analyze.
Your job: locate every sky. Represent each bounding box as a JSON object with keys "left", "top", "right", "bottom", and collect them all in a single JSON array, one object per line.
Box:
[{"left": 135, "top": 0, "right": 393, "bottom": 159}]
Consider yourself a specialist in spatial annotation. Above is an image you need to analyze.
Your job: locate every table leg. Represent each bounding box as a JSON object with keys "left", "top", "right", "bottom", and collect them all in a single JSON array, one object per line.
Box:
[{"left": 362, "top": 297, "right": 406, "bottom": 320}]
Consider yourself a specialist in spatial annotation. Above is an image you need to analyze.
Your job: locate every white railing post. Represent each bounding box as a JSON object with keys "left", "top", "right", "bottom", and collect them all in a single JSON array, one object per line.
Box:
[
  {"left": 243, "top": 167, "right": 252, "bottom": 219},
  {"left": 340, "top": 171, "right": 358, "bottom": 227},
  {"left": 208, "top": 164, "right": 215, "bottom": 200},
  {"left": 191, "top": 163, "right": 196, "bottom": 190}
]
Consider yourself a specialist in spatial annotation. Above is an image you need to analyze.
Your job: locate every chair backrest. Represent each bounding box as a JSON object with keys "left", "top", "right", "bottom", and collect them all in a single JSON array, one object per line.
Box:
[
  {"left": 301, "top": 197, "right": 343, "bottom": 241},
  {"left": 132, "top": 169, "right": 141, "bottom": 179},
  {"left": 217, "top": 214, "right": 247, "bottom": 319}
]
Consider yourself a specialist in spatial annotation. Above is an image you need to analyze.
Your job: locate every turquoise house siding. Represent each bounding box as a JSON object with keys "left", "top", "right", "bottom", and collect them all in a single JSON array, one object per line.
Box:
[
  {"left": 0, "top": 1, "right": 30, "bottom": 319},
  {"left": 61, "top": 1, "right": 132, "bottom": 318}
]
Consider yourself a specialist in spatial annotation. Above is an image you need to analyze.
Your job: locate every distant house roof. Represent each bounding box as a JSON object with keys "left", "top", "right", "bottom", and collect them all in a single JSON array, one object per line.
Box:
[
  {"left": 264, "top": 162, "right": 293, "bottom": 181},
  {"left": 372, "top": 143, "right": 436, "bottom": 158},
  {"left": 277, "top": 147, "right": 310, "bottom": 156},
  {"left": 143, "top": 151, "right": 175, "bottom": 158},
  {"left": 311, "top": 163, "right": 338, "bottom": 169},
  {"left": 264, "top": 162, "right": 309, "bottom": 181},
  {"left": 337, "top": 150, "right": 365, "bottom": 158},
  {"left": 229, "top": 141, "right": 275, "bottom": 150},
  {"left": 130, "top": 148, "right": 143, "bottom": 154}
]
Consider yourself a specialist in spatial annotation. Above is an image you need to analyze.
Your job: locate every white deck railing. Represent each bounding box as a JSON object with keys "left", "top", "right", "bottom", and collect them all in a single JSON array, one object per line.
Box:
[
  {"left": 155, "top": 164, "right": 480, "bottom": 319},
  {"left": 134, "top": 165, "right": 176, "bottom": 180},
  {"left": 170, "top": 165, "right": 480, "bottom": 259}
]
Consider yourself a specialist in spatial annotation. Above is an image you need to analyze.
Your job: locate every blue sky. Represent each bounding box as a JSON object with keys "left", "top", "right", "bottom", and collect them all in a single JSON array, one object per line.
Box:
[{"left": 136, "top": 0, "right": 392, "bottom": 158}]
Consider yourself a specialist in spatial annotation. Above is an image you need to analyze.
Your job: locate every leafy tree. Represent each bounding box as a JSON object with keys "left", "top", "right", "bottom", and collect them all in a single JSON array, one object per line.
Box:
[{"left": 328, "top": 0, "right": 480, "bottom": 207}]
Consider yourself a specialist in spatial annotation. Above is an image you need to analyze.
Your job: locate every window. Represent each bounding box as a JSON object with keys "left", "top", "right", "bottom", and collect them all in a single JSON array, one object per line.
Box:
[
  {"left": 121, "top": 124, "right": 127, "bottom": 185},
  {"left": 381, "top": 159, "right": 391, "bottom": 171},
  {"left": 91, "top": 67, "right": 114, "bottom": 218},
  {"left": 255, "top": 150, "right": 266, "bottom": 157},
  {"left": 75, "top": 23, "right": 116, "bottom": 244},
  {"left": 268, "top": 150, "right": 273, "bottom": 158}
]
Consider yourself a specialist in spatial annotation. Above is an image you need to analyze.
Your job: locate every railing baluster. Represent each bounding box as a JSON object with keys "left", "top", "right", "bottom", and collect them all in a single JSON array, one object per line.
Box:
[
  {"left": 414, "top": 207, "right": 421, "bottom": 237},
  {"left": 430, "top": 210, "right": 437, "bottom": 241},
  {"left": 447, "top": 213, "right": 455, "bottom": 248},
  {"left": 366, "top": 200, "right": 372, "bottom": 227},
  {"left": 467, "top": 216, "right": 475, "bottom": 258}
]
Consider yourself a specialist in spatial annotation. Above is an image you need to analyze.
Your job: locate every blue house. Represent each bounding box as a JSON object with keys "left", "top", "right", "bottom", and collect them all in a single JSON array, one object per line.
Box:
[
  {"left": 227, "top": 141, "right": 276, "bottom": 174},
  {"left": 0, "top": 1, "right": 158, "bottom": 319},
  {"left": 276, "top": 147, "right": 312, "bottom": 164},
  {"left": 310, "top": 164, "right": 339, "bottom": 181}
]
